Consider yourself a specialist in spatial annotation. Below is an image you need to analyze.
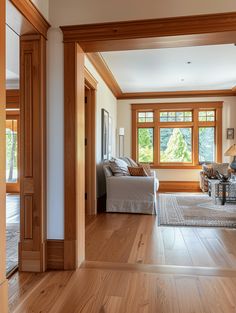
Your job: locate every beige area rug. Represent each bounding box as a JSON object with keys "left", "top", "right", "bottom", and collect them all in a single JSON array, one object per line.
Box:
[
  {"left": 158, "top": 193, "right": 236, "bottom": 228},
  {"left": 6, "top": 223, "right": 19, "bottom": 274}
]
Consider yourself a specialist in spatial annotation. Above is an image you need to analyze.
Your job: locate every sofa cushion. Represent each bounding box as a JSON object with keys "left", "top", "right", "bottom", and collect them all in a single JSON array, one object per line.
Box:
[
  {"left": 128, "top": 166, "right": 147, "bottom": 176},
  {"left": 109, "top": 158, "right": 130, "bottom": 176}
]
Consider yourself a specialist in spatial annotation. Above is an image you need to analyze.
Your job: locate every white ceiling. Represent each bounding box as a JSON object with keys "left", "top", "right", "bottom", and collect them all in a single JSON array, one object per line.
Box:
[{"left": 101, "top": 44, "right": 236, "bottom": 92}]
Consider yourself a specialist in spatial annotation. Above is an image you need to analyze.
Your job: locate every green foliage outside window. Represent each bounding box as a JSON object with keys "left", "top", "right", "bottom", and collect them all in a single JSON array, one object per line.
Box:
[
  {"left": 6, "top": 127, "right": 18, "bottom": 182},
  {"left": 160, "top": 128, "right": 192, "bottom": 163},
  {"left": 138, "top": 128, "right": 153, "bottom": 163},
  {"left": 199, "top": 127, "right": 215, "bottom": 163}
]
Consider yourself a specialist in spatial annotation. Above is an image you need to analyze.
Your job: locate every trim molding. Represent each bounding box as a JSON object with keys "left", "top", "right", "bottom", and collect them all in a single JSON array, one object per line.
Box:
[
  {"left": 119, "top": 89, "right": 236, "bottom": 99},
  {"left": 10, "top": 0, "right": 50, "bottom": 39},
  {"left": 47, "top": 240, "right": 64, "bottom": 270},
  {"left": 86, "top": 53, "right": 122, "bottom": 97},
  {"left": 6, "top": 89, "right": 20, "bottom": 109},
  {"left": 61, "top": 12, "right": 236, "bottom": 52},
  {"left": 159, "top": 181, "right": 201, "bottom": 192}
]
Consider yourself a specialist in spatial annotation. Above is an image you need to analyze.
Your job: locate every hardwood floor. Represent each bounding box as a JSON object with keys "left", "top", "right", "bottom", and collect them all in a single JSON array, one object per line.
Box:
[
  {"left": 8, "top": 264, "right": 236, "bottom": 313},
  {"left": 8, "top": 212, "right": 236, "bottom": 312},
  {"left": 86, "top": 213, "right": 236, "bottom": 268}
]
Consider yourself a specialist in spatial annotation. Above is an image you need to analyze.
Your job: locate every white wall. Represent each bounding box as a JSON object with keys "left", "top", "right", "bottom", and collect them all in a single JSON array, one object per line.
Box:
[
  {"left": 46, "top": 28, "right": 117, "bottom": 238},
  {"left": 117, "top": 97, "right": 236, "bottom": 181},
  {"left": 49, "top": 0, "right": 236, "bottom": 27},
  {"left": 31, "top": 0, "right": 49, "bottom": 20},
  {"left": 85, "top": 57, "right": 117, "bottom": 197},
  {"left": 6, "top": 26, "right": 19, "bottom": 89},
  {"left": 47, "top": 28, "right": 64, "bottom": 239}
]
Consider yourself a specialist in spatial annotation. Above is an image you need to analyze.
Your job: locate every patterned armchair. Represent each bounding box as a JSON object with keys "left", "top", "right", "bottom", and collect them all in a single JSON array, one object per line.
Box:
[{"left": 199, "top": 163, "right": 230, "bottom": 192}]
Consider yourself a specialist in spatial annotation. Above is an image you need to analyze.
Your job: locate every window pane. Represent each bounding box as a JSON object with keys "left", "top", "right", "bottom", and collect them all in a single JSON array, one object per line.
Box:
[
  {"left": 198, "top": 110, "right": 215, "bottom": 121},
  {"left": 138, "top": 112, "right": 153, "bottom": 123},
  {"left": 160, "top": 128, "right": 192, "bottom": 163},
  {"left": 199, "top": 127, "right": 215, "bottom": 163},
  {"left": 138, "top": 128, "right": 154, "bottom": 163},
  {"left": 160, "top": 111, "right": 192, "bottom": 122},
  {"left": 6, "top": 120, "right": 18, "bottom": 183}
]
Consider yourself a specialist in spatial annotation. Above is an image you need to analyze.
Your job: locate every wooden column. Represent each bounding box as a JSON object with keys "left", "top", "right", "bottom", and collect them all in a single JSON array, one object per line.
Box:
[
  {"left": 19, "top": 34, "right": 47, "bottom": 272},
  {"left": 0, "top": 0, "right": 8, "bottom": 311},
  {"left": 64, "top": 42, "right": 85, "bottom": 269}
]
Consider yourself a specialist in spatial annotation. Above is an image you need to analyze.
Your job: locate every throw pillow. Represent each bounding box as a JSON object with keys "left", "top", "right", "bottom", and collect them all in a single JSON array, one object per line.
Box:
[
  {"left": 202, "top": 164, "right": 214, "bottom": 178},
  {"left": 128, "top": 166, "right": 147, "bottom": 176},
  {"left": 109, "top": 158, "right": 130, "bottom": 176},
  {"left": 212, "top": 163, "right": 229, "bottom": 176},
  {"left": 138, "top": 163, "right": 152, "bottom": 176},
  {"left": 126, "top": 157, "right": 138, "bottom": 167}
]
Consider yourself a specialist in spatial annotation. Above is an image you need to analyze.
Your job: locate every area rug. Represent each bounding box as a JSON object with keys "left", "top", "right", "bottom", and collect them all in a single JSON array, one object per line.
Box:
[
  {"left": 6, "top": 223, "right": 19, "bottom": 274},
  {"left": 158, "top": 193, "right": 236, "bottom": 228}
]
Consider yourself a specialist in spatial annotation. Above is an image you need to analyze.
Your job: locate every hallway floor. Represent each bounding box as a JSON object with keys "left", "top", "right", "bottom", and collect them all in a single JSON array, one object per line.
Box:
[{"left": 8, "top": 213, "right": 236, "bottom": 312}]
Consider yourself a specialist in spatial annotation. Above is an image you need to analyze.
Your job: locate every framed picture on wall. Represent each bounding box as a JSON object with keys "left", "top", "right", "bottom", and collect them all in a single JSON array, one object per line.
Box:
[
  {"left": 101, "top": 109, "right": 109, "bottom": 160},
  {"left": 108, "top": 115, "right": 112, "bottom": 160},
  {"left": 227, "top": 128, "right": 234, "bottom": 140}
]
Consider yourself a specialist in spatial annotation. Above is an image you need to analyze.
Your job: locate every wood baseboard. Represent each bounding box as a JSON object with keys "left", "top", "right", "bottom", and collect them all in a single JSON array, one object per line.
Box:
[
  {"left": 159, "top": 181, "right": 201, "bottom": 192},
  {"left": 46, "top": 240, "right": 64, "bottom": 270}
]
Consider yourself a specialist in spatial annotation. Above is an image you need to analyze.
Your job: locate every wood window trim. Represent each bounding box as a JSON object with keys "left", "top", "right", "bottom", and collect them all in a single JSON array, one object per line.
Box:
[{"left": 132, "top": 102, "right": 223, "bottom": 169}]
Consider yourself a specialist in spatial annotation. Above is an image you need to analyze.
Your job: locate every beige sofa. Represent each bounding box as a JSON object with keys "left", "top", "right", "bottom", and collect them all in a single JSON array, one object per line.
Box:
[{"left": 103, "top": 158, "right": 159, "bottom": 215}]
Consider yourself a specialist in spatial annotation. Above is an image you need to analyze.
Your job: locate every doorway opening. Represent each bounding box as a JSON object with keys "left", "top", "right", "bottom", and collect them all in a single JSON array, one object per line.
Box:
[
  {"left": 6, "top": 24, "right": 20, "bottom": 276},
  {"left": 84, "top": 69, "right": 97, "bottom": 218}
]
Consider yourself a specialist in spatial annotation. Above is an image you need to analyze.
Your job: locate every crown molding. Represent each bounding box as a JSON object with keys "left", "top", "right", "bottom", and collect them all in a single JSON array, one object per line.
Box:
[
  {"left": 61, "top": 12, "right": 236, "bottom": 52},
  {"left": 118, "top": 89, "right": 236, "bottom": 100},
  {"left": 10, "top": 0, "right": 51, "bottom": 38},
  {"left": 86, "top": 53, "right": 122, "bottom": 97}
]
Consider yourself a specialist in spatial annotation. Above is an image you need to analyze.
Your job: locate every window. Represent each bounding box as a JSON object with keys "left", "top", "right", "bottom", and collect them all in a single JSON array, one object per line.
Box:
[
  {"left": 138, "top": 111, "right": 153, "bottom": 123},
  {"left": 6, "top": 119, "right": 18, "bottom": 183},
  {"left": 138, "top": 128, "right": 154, "bottom": 163},
  {"left": 132, "top": 102, "right": 222, "bottom": 168},
  {"left": 160, "top": 111, "right": 192, "bottom": 122},
  {"left": 160, "top": 128, "right": 192, "bottom": 163},
  {"left": 198, "top": 110, "right": 215, "bottom": 122},
  {"left": 199, "top": 127, "right": 215, "bottom": 163}
]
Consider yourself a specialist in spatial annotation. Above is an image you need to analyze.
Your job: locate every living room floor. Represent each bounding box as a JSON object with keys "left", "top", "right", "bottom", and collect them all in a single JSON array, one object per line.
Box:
[
  {"left": 9, "top": 207, "right": 236, "bottom": 312},
  {"left": 86, "top": 212, "right": 236, "bottom": 268}
]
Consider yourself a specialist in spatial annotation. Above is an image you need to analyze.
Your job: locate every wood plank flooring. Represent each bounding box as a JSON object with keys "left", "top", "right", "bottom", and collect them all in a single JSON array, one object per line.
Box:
[
  {"left": 86, "top": 213, "right": 236, "bottom": 268},
  {"left": 9, "top": 212, "right": 236, "bottom": 312}
]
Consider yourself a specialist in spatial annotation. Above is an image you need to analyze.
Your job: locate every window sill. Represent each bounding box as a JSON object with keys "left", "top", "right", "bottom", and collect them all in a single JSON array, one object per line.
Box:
[{"left": 151, "top": 165, "right": 202, "bottom": 170}]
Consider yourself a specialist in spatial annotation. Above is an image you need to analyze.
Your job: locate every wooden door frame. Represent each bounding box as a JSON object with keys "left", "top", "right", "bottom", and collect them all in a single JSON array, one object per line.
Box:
[
  {"left": 6, "top": 1, "right": 50, "bottom": 274},
  {"left": 0, "top": 0, "right": 7, "bottom": 310},
  {"left": 84, "top": 68, "right": 97, "bottom": 216},
  {"left": 61, "top": 11, "right": 236, "bottom": 269}
]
